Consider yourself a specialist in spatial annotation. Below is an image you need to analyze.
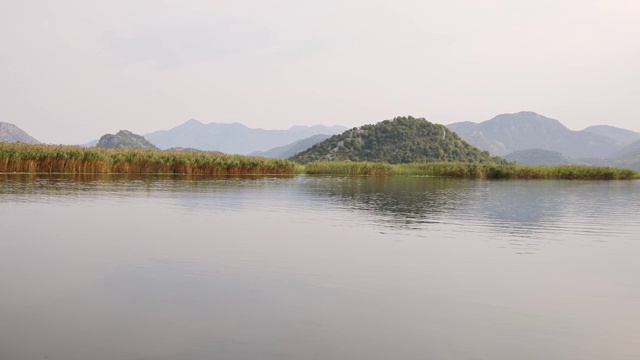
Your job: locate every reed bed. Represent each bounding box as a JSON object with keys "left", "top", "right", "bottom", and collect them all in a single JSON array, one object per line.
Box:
[
  {"left": 304, "top": 161, "right": 639, "bottom": 180},
  {"left": 0, "top": 142, "right": 296, "bottom": 175},
  {"left": 304, "top": 161, "right": 392, "bottom": 175},
  {"left": 393, "top": 163, "right": 639, "bottom": 179},
  {"left": 2, "top": 143, "right": 637, "bottom": 180}
]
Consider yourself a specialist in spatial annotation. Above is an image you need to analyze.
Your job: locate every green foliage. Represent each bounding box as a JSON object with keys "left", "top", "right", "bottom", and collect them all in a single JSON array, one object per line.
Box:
[
  {"left": 2, "top": 142, "right": 636, "bottom": 180},
  {"left": 0, "top": 142, "right": 295, "bottom": 175},
  {"left": 302, "top": 162, "right": 639, "bottom": 180},
  {"left": 305, "top": 161, "right": 392, "bottom": 175},
  {"left": 96, "top": 130, "right": 159, "bottom": 150},
  {"left": 290, "top": 116, "right": 506, "bottom": 164},
  {"left": 391, "top": 163, "right": 639, "bottom": 180}
]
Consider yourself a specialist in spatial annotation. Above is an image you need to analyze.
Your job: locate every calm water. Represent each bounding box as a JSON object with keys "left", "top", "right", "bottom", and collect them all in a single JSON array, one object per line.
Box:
[{"left": 0, "top": 174, "right": 639, "bottom": 360}]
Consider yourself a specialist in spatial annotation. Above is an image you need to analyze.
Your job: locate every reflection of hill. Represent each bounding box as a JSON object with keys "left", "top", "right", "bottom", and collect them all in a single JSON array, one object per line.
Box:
[
  {"left": 305, "top": 176, "right": 468, "bottom": 226},
  {"left": 459, "top": 180, "right": 640, "bottom": 250},
  {"left": 303, "top": 177, "right": 571, "bottom": 240},
  {"left": 471, "top": 181, "right": 563, "bottom": 225},
  {"left": 304, "top": 177, "right": 576, "bottom": 247}
]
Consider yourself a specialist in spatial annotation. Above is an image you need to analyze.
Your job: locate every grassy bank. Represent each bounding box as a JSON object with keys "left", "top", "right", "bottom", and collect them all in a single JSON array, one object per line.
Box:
[
  {"left": 304, "top": 161, "right": 392, "bottom": 175},
  {"left": 304, "top": 161, "right": 640, "bottom": 180},
  {"left": 392, "top": 163, "right": 639, "bottom": 179},
  {"left": 0, "top": 143, "right": 296, "bottom": 175},
  {"left": 1, "top": 143, "right": 637, "bottom": 179}
]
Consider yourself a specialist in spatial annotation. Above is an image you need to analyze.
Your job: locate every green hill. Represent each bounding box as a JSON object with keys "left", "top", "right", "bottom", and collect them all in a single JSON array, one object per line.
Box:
[
  {"left": 96, "top": 130, "right": 158, "bottom": 150},
  {"left": 290, "top": 116, "right": 505, "bottom": 164}
]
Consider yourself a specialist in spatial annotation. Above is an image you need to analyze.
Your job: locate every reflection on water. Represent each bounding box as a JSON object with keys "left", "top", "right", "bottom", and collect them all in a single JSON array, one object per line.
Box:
[
  {"left": 0, "top": 173, "right": 298, "bottom": 199},
  {"left": 306, "top": 176, "right": 465, "bottom": 227},
  {"left": 302, "top": 176, "right": 640, "bottom": 248},
  {"left": 3, "top": 174, "right": 638, "bottom": 244},
  {"left": 1, "top": 174, "right": 639, "bottom": 360}
]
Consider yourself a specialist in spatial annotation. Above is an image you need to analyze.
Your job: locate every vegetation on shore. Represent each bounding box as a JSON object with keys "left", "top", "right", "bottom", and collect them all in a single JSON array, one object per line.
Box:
[
  {"left": 301, "top": 161, "right": 639, "bottom": 180},
  {"left": 1, "top": 142, "right": 637, "bottom": 180},
  {"left": 304, "top": 161, "right": 392, "bottom": 175},
  {"left": 0, "top": 143, "right": 295, "bottom": 175}
]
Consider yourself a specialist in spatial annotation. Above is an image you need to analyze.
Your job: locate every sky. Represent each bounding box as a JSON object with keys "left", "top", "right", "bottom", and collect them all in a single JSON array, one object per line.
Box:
[{"left": 1, "top": 0, "right": 639, "bottom": 144}]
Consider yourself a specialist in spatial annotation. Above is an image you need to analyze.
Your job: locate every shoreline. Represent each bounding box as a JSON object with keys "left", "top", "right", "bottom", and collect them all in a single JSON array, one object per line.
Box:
[{"left": 1, "top": 143, "right": 637, "bottom": 180}]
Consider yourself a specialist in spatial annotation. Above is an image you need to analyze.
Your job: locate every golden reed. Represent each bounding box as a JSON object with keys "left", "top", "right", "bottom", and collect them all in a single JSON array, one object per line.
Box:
[{"left": 0, "top": 143, "right": 295, "bottom": 175}]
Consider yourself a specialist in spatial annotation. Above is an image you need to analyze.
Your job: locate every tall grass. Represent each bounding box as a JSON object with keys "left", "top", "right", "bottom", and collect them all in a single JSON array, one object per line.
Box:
[
  {"left": 304, "top": 161, "right": 392, "bottom": 175},
  {"left": 305, "top": 161, "right": 639, "bottom": 180},
  {"left": 0, "top": 142, "right": 296, "bottom": 175},
  {"left": 394, "top": 163, "right": 639, "bottom": 179},
  {"left": 2, "top": 143, "right": 637, "bottom": 180}
]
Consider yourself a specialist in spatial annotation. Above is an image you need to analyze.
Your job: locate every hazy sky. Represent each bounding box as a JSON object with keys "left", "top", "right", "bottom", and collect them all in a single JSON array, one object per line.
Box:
[{"left": 2, "top": 0, "right": 639, "bottom": 144}]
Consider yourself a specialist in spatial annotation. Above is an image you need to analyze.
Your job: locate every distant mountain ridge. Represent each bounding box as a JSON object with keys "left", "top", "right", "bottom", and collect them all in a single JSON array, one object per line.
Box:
[
  {"left": 145, "top": 119, "right": 347, "bottom": 154},
  {"left": 609, "top": 148, "right": 640, "bottom": 170},
  {"left": 447, "top": 112, "right": 623, "bottom": 158},
  {"left": 582, "top": 125, "right": 640, "bottom": 145},
  {"left": 504, "top": 149, "right": 572, "bottom": 166},
  {"left": 612, "top": 139, "right": 640, "bottom": 158},
  {"left": 446, "top": 112, "right": 640, "bottom": 170},
  {"left": 0, "top": 122, "right": 41, "bottom": 144},
  {"left": 251, "top": 134, "right": 332, "bottom": 159}
]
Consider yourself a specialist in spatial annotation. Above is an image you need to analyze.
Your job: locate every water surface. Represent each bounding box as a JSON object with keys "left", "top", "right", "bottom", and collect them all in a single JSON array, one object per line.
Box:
[{"left": 1, "top": 174, "right": 639, "bottom": 360}]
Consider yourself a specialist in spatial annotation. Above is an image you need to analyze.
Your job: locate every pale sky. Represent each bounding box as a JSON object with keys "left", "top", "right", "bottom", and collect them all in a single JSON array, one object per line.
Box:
[{"left": 1, "top": 0, "right": 639, "bottom": 144}]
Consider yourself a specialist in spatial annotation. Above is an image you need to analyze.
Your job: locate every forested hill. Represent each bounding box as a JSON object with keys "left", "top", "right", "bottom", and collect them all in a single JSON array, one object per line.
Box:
[
  {"left": 290, "top": 116, "right": 506, "bottom": 164},
  {"left": 96, "top": 130, "right": 159, "bottom": 150}
]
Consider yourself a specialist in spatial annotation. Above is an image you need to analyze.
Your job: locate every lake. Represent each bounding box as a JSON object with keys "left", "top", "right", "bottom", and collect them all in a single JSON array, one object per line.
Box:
[{"left": 1, "top": 174, "right": 639, "bottom": 360}]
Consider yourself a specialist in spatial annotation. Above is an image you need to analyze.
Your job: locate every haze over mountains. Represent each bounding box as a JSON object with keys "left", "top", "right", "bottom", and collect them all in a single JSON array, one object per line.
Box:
[
  {"left": 447, "top": 112, "right": 627, "bottom": 158},
  {"left": 0, "top": 122, "right": 40, "bottom": 144},
  {"left": 582, "top": 125, "right": 640, "bottom": 145},
  {"left": 144, "top": 119, "right": 347, "bottom": 155},
  {"left": 4, "top": 112, "right": 640, "bottom": 170},
  {"left": 447, "top": 111, "right": 640, "bottom": 169},
  {"left": 250, "top": 134, "right": 332, "bottom": 159}
]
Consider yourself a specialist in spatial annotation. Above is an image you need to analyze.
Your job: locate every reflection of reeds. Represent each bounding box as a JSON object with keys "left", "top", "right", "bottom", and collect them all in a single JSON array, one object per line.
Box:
[{"left": 0, "top": 143, "right": 295, "bottom": 175}]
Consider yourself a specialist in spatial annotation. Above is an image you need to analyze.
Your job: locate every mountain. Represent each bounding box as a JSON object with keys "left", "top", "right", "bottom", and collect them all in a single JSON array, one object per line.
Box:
[
  {"left": 504, "top": 149, "right": 572, "bottom": 166},
  {"left": 144, "top": 119, "right": 348, "bottom": 154},
  {"left": 250, "top": 134, "right": 332, "bottom": 159},
  {"left": 290, "top": 116, "right": 505, "bottom": 164},
  {"left": 447, "top": 112, "right": 622, "bottom": 158},
  {"left": 0, "top": 122, "right": 41, "bottom": 144},
  {"left": 609, "top": 138, "right": 640, "bottom": 158},
  {"left": 611, "top": 148, "right": 640, "bottom": 171},
  {"left": 446, "top": 121, "right": 478, "bottom": 137},
  {"left": 84, "top": 139, "right": 99, "bottom": 147},
  {"left": 166, "top": 147, "right": 223, "bottom": 154},
  {"left": 582, "top": 125, "right": 640, "bottom": 146},
  {"left": 580, "top": 148, "right": 640, "bottom": 171},
  {"left": 96, "top": 130, "right": 159, "bottom": 149}
]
